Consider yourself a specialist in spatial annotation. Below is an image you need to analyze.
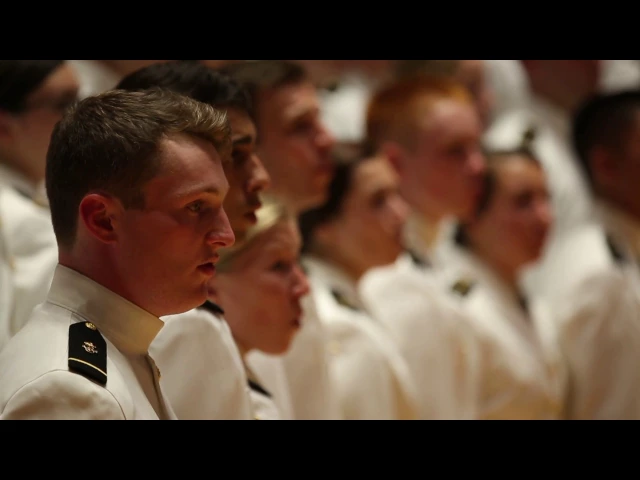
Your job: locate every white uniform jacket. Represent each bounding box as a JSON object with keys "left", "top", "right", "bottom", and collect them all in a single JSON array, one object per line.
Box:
[
  {"left": 151, "top": 300, "right": 252, "bottom": 420},
  {"left": 0, "top": 265, "right": 177, "bottom": 420},
  {"left": 438, "top": 242, "right": 567, "bottom": 420},
  {"left": 302, "top": 255, "right": 419, "bottom": 420}
]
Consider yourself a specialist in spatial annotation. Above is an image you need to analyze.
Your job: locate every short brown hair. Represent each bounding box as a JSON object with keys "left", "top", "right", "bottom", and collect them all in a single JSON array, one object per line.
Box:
[
  {"left": 46, "top": 87, "right": 232, "bottom": 249},
  {"left": 366, "top": 74, "right": 473, "bottom": 150},
  {"left": 219, "top": 60, "right": 308, "bottom": 127}
]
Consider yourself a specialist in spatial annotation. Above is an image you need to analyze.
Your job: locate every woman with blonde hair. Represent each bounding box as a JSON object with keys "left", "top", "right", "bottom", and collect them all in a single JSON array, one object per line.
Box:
[{"left": 208, "top": 196, "right": 310, "bottom": 419}]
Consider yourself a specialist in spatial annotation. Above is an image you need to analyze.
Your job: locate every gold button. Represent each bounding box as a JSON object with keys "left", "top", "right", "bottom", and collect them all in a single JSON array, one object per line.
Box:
[{"left": 85, "top": 322, "right": 97, "bottom": 330}]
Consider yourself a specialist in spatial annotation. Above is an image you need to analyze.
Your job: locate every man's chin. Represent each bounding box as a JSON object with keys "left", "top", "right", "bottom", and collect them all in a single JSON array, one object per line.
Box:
[{"left": 299, "top": 190, "right": 329, "bottom": 212}]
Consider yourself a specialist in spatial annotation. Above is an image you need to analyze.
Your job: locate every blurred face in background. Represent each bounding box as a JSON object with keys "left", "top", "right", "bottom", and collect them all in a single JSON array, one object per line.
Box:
[
  {"left": 222, "top": 108, "right": 270, "bottom": 242},
  {"left": 312, "top": 155, "right": 409, "bottom": 280},
  {"left": 255, "top": 79, "right": 336, "bottom": 213},
  {"left": 466, "top": 154, "right": 553, "bottom": 273},
  {"left": 0, "top": 63, "right": 80, "bottom": 183},
  {"left": 396, "top": 95, "right": 487, "bottom": 223}
]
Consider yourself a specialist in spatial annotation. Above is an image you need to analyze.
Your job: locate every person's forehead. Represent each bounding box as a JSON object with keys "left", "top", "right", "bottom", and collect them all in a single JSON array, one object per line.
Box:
[
  {"left": 157, "top": 133, "right": 224, "bottom": 173},
  {"left": 495, "top": 158, "right": 544, "bottom": 188},
  {"left": 259, "top": 81, "right": 319, "bottom": 119},
  {"left": 415, "top": 97, "right": 477, "bottom": 133},
  {"left": 149, "top": 141, "right": 228, "bottom": 203}
]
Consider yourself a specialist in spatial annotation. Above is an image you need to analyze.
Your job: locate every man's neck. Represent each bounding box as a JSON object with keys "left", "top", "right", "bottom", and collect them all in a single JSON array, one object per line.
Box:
[
  {"left": 59, "top": 250, "right": 147, "bottom": 316},
  {"left": 308, "top": 246, "right": 363, "bottom": 285},
  {"left": 406, "top": 209, "right": 445, "bottom": 249}
]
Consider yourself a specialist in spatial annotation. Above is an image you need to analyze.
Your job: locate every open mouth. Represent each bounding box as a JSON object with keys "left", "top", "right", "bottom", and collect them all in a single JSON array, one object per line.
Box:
[{"left": 197, "top": 262, "right": 216, "bottom": 276}]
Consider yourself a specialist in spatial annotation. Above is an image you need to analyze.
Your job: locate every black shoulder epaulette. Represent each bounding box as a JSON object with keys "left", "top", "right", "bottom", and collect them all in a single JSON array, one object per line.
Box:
[
  {"left": 407, "top": 249, "right": 430, "bottom": 269},
  {"left": 199, "top": 300, "right": 225, "bottom": 317},
  {"left": 451, "top": 278, "right": 475, "bottom": 297},
  {"left": 517, "top": 294, "right": 529, "bottom": 315},
  {"left": 331, "top": 288, "right": 361, "bottom": 311},
  {"left": 68, "top": 321, "right": 107, "bottom": 386},
  {"left": 248, "top": 379, "right": 272, "bottom": 398},
  {"left": 605, "top": 234, "right": 627, "bottom": 264}
]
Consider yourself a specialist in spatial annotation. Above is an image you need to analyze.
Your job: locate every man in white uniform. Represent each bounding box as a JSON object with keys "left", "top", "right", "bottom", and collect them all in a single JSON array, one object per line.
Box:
[
  {"left": 358, "top": 74, "right": 489, "bottom": 419},
  {"left": 0, "top": 88, "right": 235, "bottom": 419},
  {"left": 483, "top": 60, "right": 602, "bottom": 296},
  {"left": 223, "top": 60, "right": 340, "bottom": 419},
  {"left": 117, "top": 60, "right": 272, "bottom": 420},
  {"left": 0, "top": 60, "right": 81, "bottom": 350},
  {"left": 532, "top": 90, "right": 640, "bottom": 419}
]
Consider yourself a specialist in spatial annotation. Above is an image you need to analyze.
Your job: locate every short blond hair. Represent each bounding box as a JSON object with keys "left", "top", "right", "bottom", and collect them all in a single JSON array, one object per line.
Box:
[{"left": 216, "top": 195, "right": 295, "bottom": 272}]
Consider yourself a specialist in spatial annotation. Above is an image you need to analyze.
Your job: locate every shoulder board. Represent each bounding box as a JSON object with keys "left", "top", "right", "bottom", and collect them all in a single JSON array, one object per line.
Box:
[
  {"left": 248, "top": 379, "right": 272, "bottom": 398},
  {"left": 517, "top": 294, "right": 529, "bottom": 315},
  {"left": 407, "top": 249, "right": 430, "bottom": 269},
  {"left": 450, "top": 278, "right": 475, "bottom": 297},
  {"left": 605, "top": 234, "right": 627, "bottom": 264},
  {"left": 68, "top": 321, "right": 107, "bottom": 386},
  {"left": 199, "top": 300, "right": 225, "bottom": 317},
  {"left": 331, "top": 288, "right": 361, "bottom": 311}
]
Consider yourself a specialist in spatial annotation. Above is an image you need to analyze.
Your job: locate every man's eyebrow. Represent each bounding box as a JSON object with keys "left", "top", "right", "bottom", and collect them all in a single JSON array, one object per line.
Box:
[
  {"left": 176, "top": 186, "right": 224, "bottom": 199},
  {"left": 284, "top": 104, "right": 319, "bottom": 121},
  {"left": 232, "top": 134, "right": 255, "bottom": 146}
]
